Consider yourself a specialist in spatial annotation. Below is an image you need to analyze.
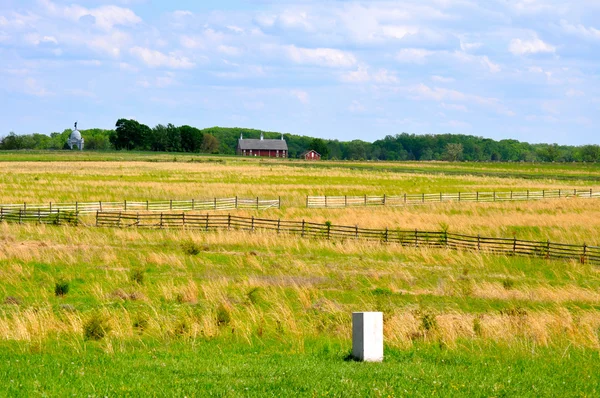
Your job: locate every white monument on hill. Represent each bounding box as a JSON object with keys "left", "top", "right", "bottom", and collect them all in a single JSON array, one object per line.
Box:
[{"left": 68, "top": 122, "right": 84, "bottom": 150}]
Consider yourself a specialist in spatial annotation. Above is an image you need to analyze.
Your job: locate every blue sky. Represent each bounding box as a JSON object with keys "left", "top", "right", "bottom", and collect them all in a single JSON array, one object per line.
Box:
[{"left": 1, "top": 0, "right": 599, "bottom": 145}]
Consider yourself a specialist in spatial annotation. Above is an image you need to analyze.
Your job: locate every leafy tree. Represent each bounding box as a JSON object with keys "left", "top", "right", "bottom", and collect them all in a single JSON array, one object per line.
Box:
[
  {"left": 201, "top": 133, "right": 219, "bottom": 153},
  {"left": 179, "top": 125, "right": 204, "bottom": 153},
  {"left": 112, "top": 119, "right": 151, "bottom": 150},
  {"left": 443, "top": 143, "right": 464, "bottom": 161}
]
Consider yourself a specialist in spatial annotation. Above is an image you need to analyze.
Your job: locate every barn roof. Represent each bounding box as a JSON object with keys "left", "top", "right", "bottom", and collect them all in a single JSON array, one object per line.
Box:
[{"left": 238, "top": 139, "right": 288, "bottom": 151}]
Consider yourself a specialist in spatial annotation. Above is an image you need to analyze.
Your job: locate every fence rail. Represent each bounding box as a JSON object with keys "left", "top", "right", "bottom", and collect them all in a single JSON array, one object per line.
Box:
[
  {"left": 95, "top": 211, "right": 600, "bottom": 265},
  {"left": 0, "top": 197, "right": 280, "bottom": 214},
  {"left": 0, "top": 208, "right": 79, "bottom": 225},
  {"left": 307, "top": 188, "right": 599, "bottom": 208}
]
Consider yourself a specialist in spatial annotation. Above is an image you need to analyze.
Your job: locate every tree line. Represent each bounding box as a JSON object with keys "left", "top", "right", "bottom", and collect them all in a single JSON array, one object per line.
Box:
[{"left": 1, "top": 119, "right": 599, "bottom": 162}]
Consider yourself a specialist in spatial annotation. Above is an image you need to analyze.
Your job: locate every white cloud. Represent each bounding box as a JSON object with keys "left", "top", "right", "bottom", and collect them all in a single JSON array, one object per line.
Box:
[
  {"left": 40, "top": 0, "right": 141, "bottom": 30},
  {"left": 560, "top": 20, "right": 600, "bottom": 40},
  {"left": 24, "top": 77, "right": 51, "bottom": 97},
  {"left": 340, "top": 65, "right": 398, "bottom": 83},
  {"left": 566, "top": 88, "right": 584, "bottom": 97},
  {"left": 218, "top": 45, "right": 243, "bottom": 56},
  {"left": 431, "top": 75, "right": 455, "bottom": 83},
  {"left": 441, "top": 103, "right": 468, "bottom": 112},
  {"left": 24, "top": 34, "right": 57, "bottom": 45},
  {"left": 285, "top": 45, "right": 356, "bottom": 68},
  {"left": 290, "top": 89, "right": 309, "bottom": 104},
  {"left": 396, "top": 48, "right": 434, "bottom": 63},
  {"left": 460, "top": 40, "right": 482, "bottom": 52},
  {"left": 444, "top": 120, "right": 471, "bottom": 129},
  {"left": 349, "top": 100, "right": 366, "bottom": 113},
  {"left": 130, "top": 47, "right": 195, "bottom": 69},
  {"left": 453, "top": 51, "right": 501, "bottom": 73},
  {"left": 509, "top": 37, "right": 556, "bottom": 55}
]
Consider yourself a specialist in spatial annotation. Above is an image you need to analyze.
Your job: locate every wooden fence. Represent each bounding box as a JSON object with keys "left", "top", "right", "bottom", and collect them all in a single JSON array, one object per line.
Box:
[
  {"left": 95, "top": 211, "right": 600, "bottom": 265},
  {"left": 0, "top": 197, "right": 280, "bottom": 214},
  {"left": 0, "top": 208, "right": 79, "bottom": 225},
  {"left": 307, "top": 188, "right": 599, "bottom": 208}
]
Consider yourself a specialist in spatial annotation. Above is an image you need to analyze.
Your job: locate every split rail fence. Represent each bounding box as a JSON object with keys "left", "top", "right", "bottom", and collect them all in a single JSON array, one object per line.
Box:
[
  {"left": 95, "top": 211, "right": 600, "bottom": 265},
  {"left": 307, "top": 188, "right": 599, "bottom": 208},
  {"left": 0, "top": 197, "right": 280, "bottom": 214},
  {"left": 0, "top": 208, "right": 78, "bottom": 225}
]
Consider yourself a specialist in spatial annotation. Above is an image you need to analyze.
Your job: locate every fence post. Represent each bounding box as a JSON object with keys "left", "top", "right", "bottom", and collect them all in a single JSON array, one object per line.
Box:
[
  {"left": 422, "top": 193, "right": 425, "bottom": 203},
  {"left": 558, "top": 189, "right": 561, "bottom": 198},
  {"left": 95, "top": 210, "right": 99, "bottom": 227},
  {"left": 345, "top": 195, "right": 348, "bottom": 207},
  {"left": 301, "top": 220, "right": 306, "bottom": 237},
  {"left": 182, "top": 212, "right": 185, "bottom": 228},
  {"left": 278, "top": 196, "right": 281, "bottom": 209},
  {"left": 306, "top": 196, "right": 309, "bottom": 208},
  {"left": 325, "top": 196, "right": 328, "bottom": 208},
  {"left": 384, "top": 227, "right": 388, "bottom": 243},
  {"left": 493, "top": 191, "right": 496, "bottom": 202},
  {"left": 277, "top": 219, "right": 281, "bottom": 234},
  {"left": 124, "top": 200, "right": 127, "bottom": 211},
  {"left": 404, "top": 193, "right": 407, "bottom": 204},
  {"left": 118, "top": 211, "right": 122, "bottom": 228},
  {"left": 147, "top": 200, "right": 149, "bottom": 211},
  {"left": 251, "top": 216, "right": 255, "bottom": 231},
  {"left": 477, "top": 235, "right": 480, "bottom": 251},
  {"left": 510, "top": 191, "right": 513, "bottom": 200},
  {"left": 440, "top": 192, "right": 442, "bottom": 203},
  {"left": 228, "top": 214, "right": 231, "bottom": 229},
  {"left": 476, "top": 191, "right": 479, "bottom": 202},
  {"left": 137, "top": 212, "right": 140, "bottom": 226},
  {"left": 364, "top": 195, "right": 367, "bottom": 206},
  {"left": 99, "top": 201, "right": 102, "bottom": 211},
  {"left": 24, "top": 202, "right": 26, "bottom": 212},
  {"left": 527, "top": 190, "right": 529, "bottom": 200},
  {"left": 57, "top": 209, "right": 60, "bottom": 225},
  {"left": 192, "top": 199, "right": 195, "bottom": 210},
  {"left": 582, "top": 243, "right": 587, "bottom": 264},
  {"left": 215, "top": 197, "right": 218, "bottom": 210},
  {"left": 205, "top": 213, "right": 209, "bottom": 231},
  {"left": 19, "top": 209, "right": 22, "bottom": 224},
  {"left": 160, "top": 213, "right": 163, "bottom": 229},
  {"left": 513, "top": 237, "right": 517, "bottom": 255},
  {"left": 327, "top": 222, "right": 331, "bottom": 240},
  {"left": 574, "top": 188, "right": 577, "bottom": 196},
  {"left": 76, "top": 201, "right": 78, "bottom": 213},
  {"left": 0, "top": 207, "right": 3, "bottom": 221},
  {"left": 38, "top": 209, "right": 41, "bottom": 223},
  {"left": 546, "top": 240, "right": 551, "bottom": 259},
  {"left": 355, "top": 225, "right": 359, "bottom": 239},
  {"left": 383, "top": 194, "right": 386, "bottom": 205},
  {"left": 591, "top": 188, "right": 593, "bottom": 198},
  {"left": 542, "top": 190, "right": 545, "bottom": 199},
  {"left": 256, "top": 197, "right": 259, "bottom": 210},
  {"left": 458, "top": 192, "right": 461, "bottom": 202},
  {"left": 415, "top": 229, "right": 418, "bottom": 247},
  {"left": 235, "top": 196, "right": 238, "bottom": 209}
]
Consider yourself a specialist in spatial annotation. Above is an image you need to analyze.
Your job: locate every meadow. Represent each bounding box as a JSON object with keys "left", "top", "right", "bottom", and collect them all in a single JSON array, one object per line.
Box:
[{"left": 1, "top": 152, "right": 600, "bottom": 396}]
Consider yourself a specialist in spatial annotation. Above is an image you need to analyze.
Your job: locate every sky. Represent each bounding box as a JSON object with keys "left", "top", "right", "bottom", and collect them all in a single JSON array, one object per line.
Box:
[{"left": 1, "top": 0, "right": 599, "bottom": 145}]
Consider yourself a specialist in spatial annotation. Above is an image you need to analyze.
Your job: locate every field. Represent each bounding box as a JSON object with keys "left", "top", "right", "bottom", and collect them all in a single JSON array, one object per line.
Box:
[{"left": 1, "top": 152, "right": 600, "bottom": 396}]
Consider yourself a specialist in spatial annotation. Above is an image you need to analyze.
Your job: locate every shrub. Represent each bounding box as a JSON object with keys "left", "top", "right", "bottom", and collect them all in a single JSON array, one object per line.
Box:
[
  {"left": 83, "top": 313, "right": 111, "bottom": 341},
  {"left": 216, "top": 303, "right": 231, "bottom": 326},
  {"left": 130, "top": 268, "right": 145, "bottom": 285},
  {"left": 502, "top": 278, "right": 515, "bottom": 290},
  {"left": 182, "top": 240, "right": 201, "bottom": 256},
  {"left": 54, "top": 281, "right": 70, "bottom": 297}
]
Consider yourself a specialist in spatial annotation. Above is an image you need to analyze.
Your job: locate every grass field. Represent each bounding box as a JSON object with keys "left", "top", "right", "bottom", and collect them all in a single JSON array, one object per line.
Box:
[{"left": 1, "top": 152, "right": 600, "bottom": 396}]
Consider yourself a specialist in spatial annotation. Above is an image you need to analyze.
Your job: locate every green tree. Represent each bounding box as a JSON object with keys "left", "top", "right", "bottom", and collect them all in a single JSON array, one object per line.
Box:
[
  {"left": 112, "top": 119, "right": 151, "bottom": 150},
  {"left": 200, "top": 133, "right": 219, "bottom": 153},
  {"left": 442, "top": 143, "right": 464, "bottom": 161}
]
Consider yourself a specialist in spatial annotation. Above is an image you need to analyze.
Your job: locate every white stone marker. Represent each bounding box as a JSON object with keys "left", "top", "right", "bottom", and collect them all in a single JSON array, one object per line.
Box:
[{"left": 352, "top": 312, "right": 383, "bottom": 362}]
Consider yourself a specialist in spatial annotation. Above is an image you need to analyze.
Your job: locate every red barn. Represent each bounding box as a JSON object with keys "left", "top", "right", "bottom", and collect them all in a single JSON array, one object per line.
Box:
[
  {"left": 301, "top": 150, "right": 321, "bottom": 161},
  {"left": 237, "top": 133, "right": 288, "bottom": 158}
]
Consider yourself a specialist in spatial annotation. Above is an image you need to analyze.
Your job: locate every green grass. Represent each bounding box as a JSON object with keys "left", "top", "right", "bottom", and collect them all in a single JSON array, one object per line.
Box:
[{"left": 1, "top": 339, "right": 599, "bottom": 397}]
